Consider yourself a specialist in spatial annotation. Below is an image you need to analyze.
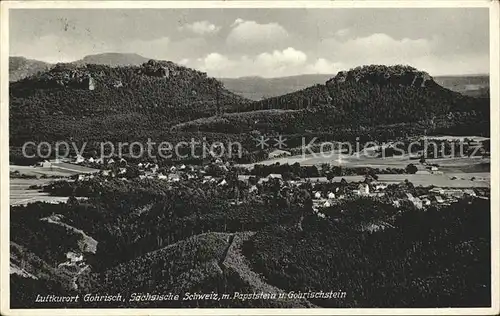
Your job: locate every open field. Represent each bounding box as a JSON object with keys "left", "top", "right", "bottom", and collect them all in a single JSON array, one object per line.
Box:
[
  {"left": 238, "top": 141, "right": 490, "bottom": 188},
  {"left": 419, "top": 135, "right": 489, "bottom": 142},
  {"left": 239, "top": 151, "right": 489, "bottom": 172},
  {"left": 305, "top": 173, "right": 490, "bottom": 188},
  {"left": 51, "top": 162, "right": 100, "bottom": 174},
  {"left": 10, "top": 165, "right": 76, "bottom": 177},
  {"left": 10, "top": 163, "right": 99, "bottom": 177},
  {"left": 9, "top": 164, "right": 94, "bottom": 206},
  {"left": 239, "top": 135, "right": 490, "bottom": 170},
  {"left": 10, "top": 178, "right": 70, "bottom": 206},
  {"left": 239, "top": 172, "right": 489, "bottom": 188}
]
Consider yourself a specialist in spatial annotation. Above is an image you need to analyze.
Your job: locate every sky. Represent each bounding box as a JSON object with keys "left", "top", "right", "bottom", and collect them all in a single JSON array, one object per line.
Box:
[{"left": 10, "top": 8, "right": 490, "bottom": 78}]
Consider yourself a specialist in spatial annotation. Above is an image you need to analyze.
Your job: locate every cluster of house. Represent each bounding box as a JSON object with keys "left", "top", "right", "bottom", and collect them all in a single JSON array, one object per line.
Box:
[
  {"left": 44, "top": 155, "right": 485, "bottom": 219},
  {"left": 58, "top": 251, "right": 85, "bottom": 269},
  {"left": 393, "top": 187, "right": 479, "bottom": 208},
  {"left": 234, "top": 171, "right": 483, "bottom": 217},
  {"left": 314, "top": 181, "right": 386, "bottom": 202},
  {"left": 70, "top": 157, "right": 241, "bottom": 186},
  {"left": 309, "top": 182, "right": 387, "bottom": 217},
  {"left": 426, "top": 187, "right": 479, "bottom": 204},
  {"left": 37, "top": 155, "right": 127, "bottom": 167},
  {"left": 74, "top": 155, "right": 128, "bottom": 165},
  {"left": 308, "top": 178, "right": 481, "bottom": 218}
]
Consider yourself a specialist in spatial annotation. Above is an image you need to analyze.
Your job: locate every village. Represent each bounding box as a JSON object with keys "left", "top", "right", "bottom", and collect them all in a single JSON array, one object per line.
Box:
[{"left": 19, "top": 153, "right": 489, "bottom": 217}]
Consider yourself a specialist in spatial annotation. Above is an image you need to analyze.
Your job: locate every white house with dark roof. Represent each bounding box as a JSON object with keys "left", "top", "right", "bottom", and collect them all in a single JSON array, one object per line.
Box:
[
  {"left": 74, "top": 155, "right": 85, "bottom": 164},
  {"left": 38, "top": 160, "right": 52, "bottom": 168},
  {"left": 357, "top": 183, "right": 370, "bottom": 195}
]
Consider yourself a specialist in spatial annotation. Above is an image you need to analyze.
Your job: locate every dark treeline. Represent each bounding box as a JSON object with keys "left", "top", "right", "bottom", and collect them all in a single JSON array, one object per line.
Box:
[
  {"left": 243, "top": 197, "right": 491, "bottom": 308},
  {"left": 11, "top": 177, "right": 302, "bottom": 272}
]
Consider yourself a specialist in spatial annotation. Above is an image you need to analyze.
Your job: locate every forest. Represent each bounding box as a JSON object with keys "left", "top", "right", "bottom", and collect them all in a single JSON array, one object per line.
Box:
[
  {"left": 10, "top": 174, "right": 491, "bottom": 308},
  {"left": 9, "top": 63, "right": 490, "bottom": 151},
  {"left": 243, "top": 198, "right": 490, "bottom": 307}
]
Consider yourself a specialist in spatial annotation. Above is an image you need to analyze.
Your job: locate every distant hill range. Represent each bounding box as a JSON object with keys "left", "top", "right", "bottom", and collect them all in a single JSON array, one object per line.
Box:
[
  {"left": 9, "top": 57, "right": 52, "bottom": 82},
  {"left": 219, "top": 75, "right": 333, "bottom": 101}
]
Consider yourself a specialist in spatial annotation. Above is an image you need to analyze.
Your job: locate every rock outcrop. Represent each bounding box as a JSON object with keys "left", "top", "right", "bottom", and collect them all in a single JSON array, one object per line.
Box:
[
  {"left": 326, "top": 65, "right": 436, "bottom": 88},
  {"left": 140, "top": 59, "right": 175, "bottom": 78}
]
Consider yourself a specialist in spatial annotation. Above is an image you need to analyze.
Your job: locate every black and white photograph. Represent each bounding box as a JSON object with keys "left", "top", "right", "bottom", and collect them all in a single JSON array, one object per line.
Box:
[{"left": 1, "top": 1, "right": 499, "bottom": 315}]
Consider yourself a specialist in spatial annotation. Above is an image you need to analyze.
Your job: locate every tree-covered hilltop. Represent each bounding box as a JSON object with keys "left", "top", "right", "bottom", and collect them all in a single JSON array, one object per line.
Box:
[
  {"left": 9, "top": 60, "right": 250, "bottom": 145},
  {"left": 233, "top": 65, "right": 488, "bottom": 120},
  {"left": 73, "top": 53, "right": 151, "bottom": 67},
  {"left": 173, "top": 65, "right": 489, "bottom": 136}
]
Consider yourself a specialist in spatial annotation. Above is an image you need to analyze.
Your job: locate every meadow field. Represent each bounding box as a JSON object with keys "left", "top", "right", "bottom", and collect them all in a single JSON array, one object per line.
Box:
[
  {"left": 304, "top": 173, "right": 490, "bottom": 188},
  {"left": 9, "top": 163, "right": 97, "bottom": 206},
  {"left": 10, "top": 178, "right": 70, "bottom": 206}
]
